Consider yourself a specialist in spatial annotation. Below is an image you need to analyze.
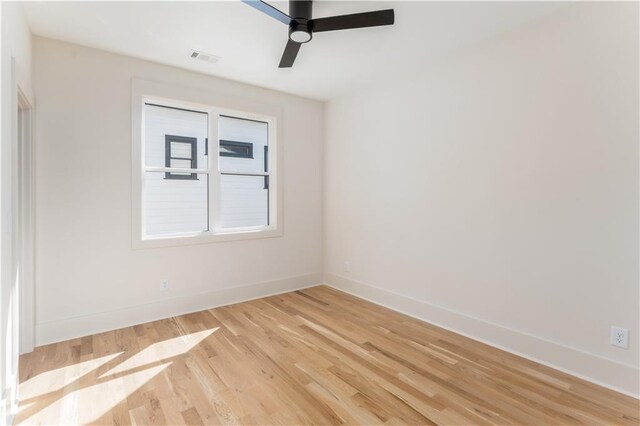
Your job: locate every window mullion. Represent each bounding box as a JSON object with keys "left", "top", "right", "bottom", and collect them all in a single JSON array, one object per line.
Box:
[{"left": 208, "top": 109, "right": 221, "bottom": 234}]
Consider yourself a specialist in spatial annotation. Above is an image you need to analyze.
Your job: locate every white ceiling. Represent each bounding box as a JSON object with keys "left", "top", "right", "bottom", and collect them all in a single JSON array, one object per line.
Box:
[{"left": 23, "top": 1, "right": 563, "bottom": 101}]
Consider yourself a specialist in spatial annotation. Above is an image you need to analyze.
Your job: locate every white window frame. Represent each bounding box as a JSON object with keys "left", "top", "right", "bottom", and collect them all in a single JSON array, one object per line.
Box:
[{"left": 132, "top": 79, "right": 283, "bottom": 249}]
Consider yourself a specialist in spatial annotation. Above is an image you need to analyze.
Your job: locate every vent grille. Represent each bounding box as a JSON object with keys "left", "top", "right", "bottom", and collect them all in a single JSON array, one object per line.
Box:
[{"left": 190, "top": 50, "right": 220, "bottom": 64}]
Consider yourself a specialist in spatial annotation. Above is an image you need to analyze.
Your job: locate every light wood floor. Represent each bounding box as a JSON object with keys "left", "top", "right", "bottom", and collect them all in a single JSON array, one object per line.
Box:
[{"left": 16, "top": 286, "right": 639, "bottom": 425}]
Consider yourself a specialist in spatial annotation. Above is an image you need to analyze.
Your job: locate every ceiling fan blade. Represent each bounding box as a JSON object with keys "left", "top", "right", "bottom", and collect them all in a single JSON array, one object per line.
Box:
[
  {"left": 279, "top": 39, "right": 302, "bottom": 68},
  {"left": 241, "top": 0, "right": 291, "bottom": 25},
  {"left": 310, "top": 9, "right": 394, "bottom": 33}
]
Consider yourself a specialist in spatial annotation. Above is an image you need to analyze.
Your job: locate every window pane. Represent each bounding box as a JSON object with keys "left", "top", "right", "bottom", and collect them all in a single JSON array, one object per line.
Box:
[
  {"left": 169, "top": 158, "right": 192, "bottom": 169},
  {"left": 144, "top": 172, "right": 208, "bottom": 236},
  {"left": 220, "top": 175, "right": 268, "bottom": 228},
  {"left": 218, "top": 116, "right": 268, "bottom": 173},
  {"left": 144, "top": 104, "right": 207, "bottom": 168},
  {"left": 170, "top": 142, "right": 193, "bottom": 159},
  {"left": 220, "top": 141, "right": 253, "bottom": 158}
]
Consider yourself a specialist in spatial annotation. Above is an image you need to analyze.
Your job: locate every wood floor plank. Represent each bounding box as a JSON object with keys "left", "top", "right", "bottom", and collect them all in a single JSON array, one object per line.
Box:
[{"left": 15, "top": 285, "right": 639, "bottom": 425}]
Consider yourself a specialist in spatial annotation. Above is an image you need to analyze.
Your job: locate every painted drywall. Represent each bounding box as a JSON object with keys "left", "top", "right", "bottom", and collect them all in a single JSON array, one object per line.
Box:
[
  {"left": 32, "top": 37, "right": 324, "bottom": 344},
  {"left": 324, "top": 2, "right": 639, "bottom": 395},
  {"left": 1, "top": 2, "right": 32, "bottom": 93},
  {"left": 1, "top": 1, "right": 33, "bottom": 420}
]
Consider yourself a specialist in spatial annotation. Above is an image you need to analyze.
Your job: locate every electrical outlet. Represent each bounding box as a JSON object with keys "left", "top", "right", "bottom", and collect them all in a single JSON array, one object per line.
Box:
[
  {"left": 611, "top": 326, "right": 629, "bottom": 349},
  {"left": 344, "top": 261, "right": 351, "bottom": 273},
  {"left": 160, "top": 278, "right": 169, "bottom": 292}
]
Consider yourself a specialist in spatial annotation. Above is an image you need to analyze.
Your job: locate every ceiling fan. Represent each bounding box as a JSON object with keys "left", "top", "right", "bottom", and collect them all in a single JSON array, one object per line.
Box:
[{"left": 241, "top": 0, "right": 395, "bottom": 68}]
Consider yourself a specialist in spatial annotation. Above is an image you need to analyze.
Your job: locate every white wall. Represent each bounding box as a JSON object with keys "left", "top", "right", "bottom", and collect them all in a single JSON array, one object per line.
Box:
[
  {"left": 1, "top": 1, "right": 33, "bottom": 421},
  {"left": 324, "top": 2, "right": 639, "bottom": 395},
  {"left": 33, "top": 37, "right": 324, "bottom": 345}
]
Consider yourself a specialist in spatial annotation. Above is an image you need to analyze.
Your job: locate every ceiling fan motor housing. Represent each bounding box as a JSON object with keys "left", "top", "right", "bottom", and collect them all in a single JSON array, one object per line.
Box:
[
  {"left": 289, "top": 0, "right": 313, "bottom": 43},
  {"left": 241, "top": 0, "right": 395, "bottom": 67}
]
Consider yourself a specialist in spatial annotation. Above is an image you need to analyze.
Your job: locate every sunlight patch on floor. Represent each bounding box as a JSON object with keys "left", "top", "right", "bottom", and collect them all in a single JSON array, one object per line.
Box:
[
  {"left": 17, "top": 362, "right": 172, "bottom": 425},
  {"left": 15, "top": 401, "right": 35, "bottom": 416},
  {"left": 102, "top": 328, "right": 217, "bottom": 377},
  {"left": 19, "top": 352, "right": 123, "bottom": 401}
]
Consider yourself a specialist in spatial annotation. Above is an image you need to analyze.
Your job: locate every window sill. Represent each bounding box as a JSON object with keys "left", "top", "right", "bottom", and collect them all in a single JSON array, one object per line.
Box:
[{"left": 132, "top": 227, "right": 282, "bottom": 249}]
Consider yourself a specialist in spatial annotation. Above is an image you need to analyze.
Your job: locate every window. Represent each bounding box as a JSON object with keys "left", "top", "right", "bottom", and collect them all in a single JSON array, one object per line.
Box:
[
  {"left": 165, "top": 135, "right": 198, "bottom": 180},
  {"left": 132, "top": 79, "right": 281, "bottom": 248},
  {"left": 218, "top": 115, "right": 269, "bottom": 229},
  {"left": 220, "top": 140, "right": 253, "bottom": 158}
]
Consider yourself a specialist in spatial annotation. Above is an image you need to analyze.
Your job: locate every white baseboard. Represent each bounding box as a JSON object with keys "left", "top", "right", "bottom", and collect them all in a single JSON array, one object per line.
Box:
[
  {"left": 35, "top": 272, "right": 323, "bottom": 347},
  {"left": 324, "top": 273, "right": 640, "bottom": 398}
]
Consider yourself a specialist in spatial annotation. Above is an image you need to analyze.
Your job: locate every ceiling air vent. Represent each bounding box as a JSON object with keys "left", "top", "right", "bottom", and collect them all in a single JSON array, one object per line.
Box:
[{"left": 190, "top": 50, "right": 220, "bottom": 64}]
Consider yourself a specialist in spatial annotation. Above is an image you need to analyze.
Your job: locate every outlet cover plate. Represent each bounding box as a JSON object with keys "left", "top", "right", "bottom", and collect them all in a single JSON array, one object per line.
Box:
[
  {"left": 160, "top": 278, "right": 169, "bottom": 292},
  {"left": 611, "top": 326, "right": 629, "bottom": 349}
]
